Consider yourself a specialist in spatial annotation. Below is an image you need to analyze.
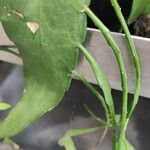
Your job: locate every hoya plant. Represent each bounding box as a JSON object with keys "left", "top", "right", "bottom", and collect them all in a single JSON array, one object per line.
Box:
[{"left": 0, "top": 0, "right": 150, "bottom": 150}]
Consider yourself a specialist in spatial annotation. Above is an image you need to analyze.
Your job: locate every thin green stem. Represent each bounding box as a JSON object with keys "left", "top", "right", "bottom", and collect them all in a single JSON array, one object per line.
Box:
[
  {"left": 110, "top": 1, "right": 141, "bottom": 149},
  {"left": 59, "top": 137, "right": 76, "bottom": 150},
  {"left": 84, "top": 8, "right": 128, "bottom": 119},
  {"left": 84, "top": 6, "right": 128, "bottom": 124},
  {"left": 72, "top": 70, "right": 109, "bottom": 122},
  {"left": 64, "top": 125, "right": 111, "bottom": 137},
  {"left": 78, "top": 44, "right": 116, "bottom": 149},
  {"left": 84, "top": 104, "right": 107, "bottom": 124},
  {"left": 78, "top": 45, "right": 116, "bottom": 123},
  {"left": 83, "top": 7, "right": 129, "bottom": 150}
]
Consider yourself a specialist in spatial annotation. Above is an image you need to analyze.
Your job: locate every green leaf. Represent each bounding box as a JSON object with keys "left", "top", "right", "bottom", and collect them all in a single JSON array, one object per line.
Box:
[
  {"left": 128, "top": 0, "right": 150, "bottom": 24},
  {"left": 0, "top": 6, "right": 8, "bottom": 21},
  {"left": 116, "top": 138, "right": 135, "bottom": 150},
  {"left": 59, "top": 126, "right": 108, "bottom": 150},
  {"left": 0, "top": 103, "right": 11, "bottom": 110},
  {"left": 66, "top": 0, "right": 90, "bottom": 11},
  {"left": 0, "top": 0, "right": 90, "bottom": 138},
  {"left": 84, "top": 104, "right": 107, "bottom": 124}
]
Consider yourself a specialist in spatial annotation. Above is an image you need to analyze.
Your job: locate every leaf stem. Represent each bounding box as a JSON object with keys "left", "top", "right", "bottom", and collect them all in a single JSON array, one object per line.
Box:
[
  {"left": 84, "top": 6, "right": 128, "bottom": 124},
  {"left": 110, "top": 0, "right": 141, "bottom": 119},
  {"left": 83, "top": 7, "right": 129, "bottom": 149},
  {"left": 78, "top": 44, "right": 116, "bottom": 149},
  {"left": 72, "top": 70, "right": 109, "bottom": 122},
  {"left": 110, "top": 0, "right": 141, "bottom": 149},
  {"left": 84, "top": 104, "right": 107, "bottom": 124},
  {"left": 78, "top": 45, "right": 116, "bottom": 123},
  {"left": 59, "top": 125, "right": 112, "bottom": 150},
  {"left": 0, "top": 46, "right": 20, "bottom": 58}
]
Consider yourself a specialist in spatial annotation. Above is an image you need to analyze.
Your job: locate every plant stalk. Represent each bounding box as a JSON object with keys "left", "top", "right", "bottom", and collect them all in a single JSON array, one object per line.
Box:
[
  {"left": 110, "top": 1, "right": 141, "bottom": 150},
  {"left": 83, "top": 7, "right": 129, "bottom": 149},
  {"left": 78, "top": 44, "right": 117, "bottom": 150}
]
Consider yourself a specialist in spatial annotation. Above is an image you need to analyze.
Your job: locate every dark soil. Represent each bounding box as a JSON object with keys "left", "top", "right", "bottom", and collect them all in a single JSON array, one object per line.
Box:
[
  {"left": 88, "top": 0, "right": 150, "bottom": 38},
  {"left": 88, "top": 0, "right": 132, "bottom": 31}
]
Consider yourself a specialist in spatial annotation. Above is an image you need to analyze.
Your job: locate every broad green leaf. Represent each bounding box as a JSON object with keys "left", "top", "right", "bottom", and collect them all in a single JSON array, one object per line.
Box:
[
  {"left": 66, "top": 0, "right": 90, "bottom": 11},
  {"left": 128, "top": 0, "right": 150, "bottom": 24},
  {"left": 0, "top": 103, "right": 11, "bottom": 110},
  {"left": 0, "top": 0, "right": 90, "bottom": 138}
]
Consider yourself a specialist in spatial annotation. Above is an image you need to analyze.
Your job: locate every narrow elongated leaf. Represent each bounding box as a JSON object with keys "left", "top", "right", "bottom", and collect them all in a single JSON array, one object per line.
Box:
[
  {"left": 0, "top": 0, "right": 90, "bottom": 138},
  {"left": 128, "top": 0, "right": 150, "bottom": 24},
  {"left": 0, "top": 103, "right": 11, "bottom": 110},
  {"left": 59, "top": 126, "right": 107, "bottom": 150}
]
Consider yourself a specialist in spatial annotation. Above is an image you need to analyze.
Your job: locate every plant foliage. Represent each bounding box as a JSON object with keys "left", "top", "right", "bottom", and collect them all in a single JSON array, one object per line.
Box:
[
  {"left": 128, "top": 0, "right": 150, "bottom": 24},
  {"left": 0, "top": 0, "right": 90, "bottom": 137}
]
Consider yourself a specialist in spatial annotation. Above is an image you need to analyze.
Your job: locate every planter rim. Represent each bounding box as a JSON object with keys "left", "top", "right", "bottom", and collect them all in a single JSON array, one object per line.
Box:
[{"left": 0, "top": 25, "right": 150, "bottom": 98}]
